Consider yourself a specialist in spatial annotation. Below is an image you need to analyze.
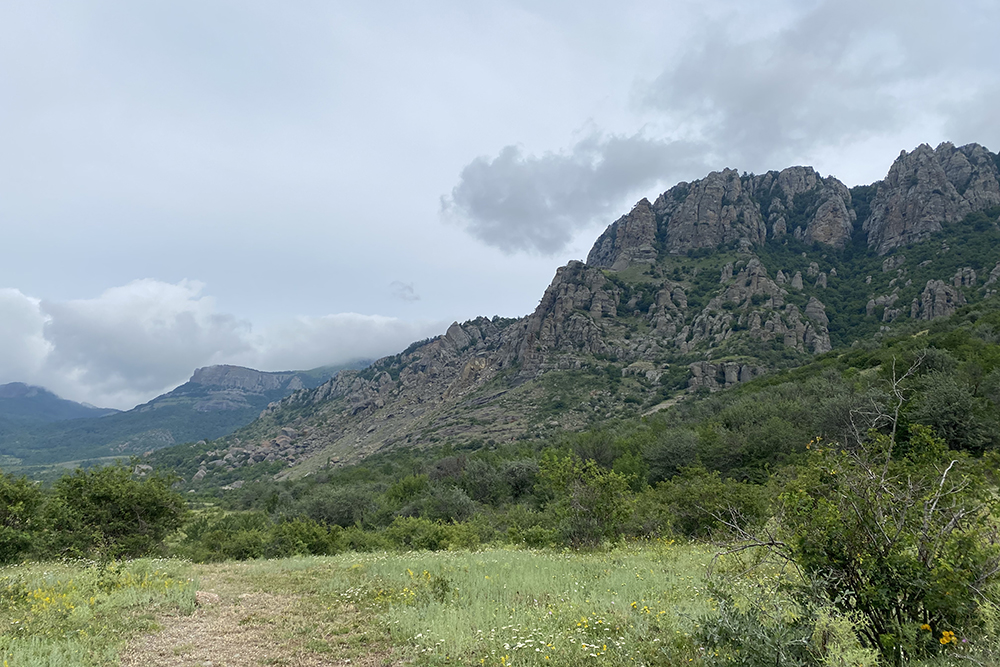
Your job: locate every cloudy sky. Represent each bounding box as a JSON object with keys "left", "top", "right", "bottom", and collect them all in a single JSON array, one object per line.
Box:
[{"left": 1, "top": 0, "right": 998, "bottom": 409}]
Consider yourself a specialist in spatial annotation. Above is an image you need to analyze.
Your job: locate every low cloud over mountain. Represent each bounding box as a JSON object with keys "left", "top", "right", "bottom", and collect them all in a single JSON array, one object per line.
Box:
[{"left": 0, "top": 280, "right": 444, "bottom": 410}]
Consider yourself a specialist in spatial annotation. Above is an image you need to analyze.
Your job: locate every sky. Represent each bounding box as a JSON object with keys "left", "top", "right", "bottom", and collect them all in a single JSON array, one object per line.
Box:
[{"left": 1, "top": 0, "right": 998, "bottom": 409}]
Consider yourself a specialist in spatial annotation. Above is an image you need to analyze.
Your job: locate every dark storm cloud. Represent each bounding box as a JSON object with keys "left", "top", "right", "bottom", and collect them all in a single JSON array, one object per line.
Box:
[{"left": 442, "top": 133, "right": 708, "bottom": 255}]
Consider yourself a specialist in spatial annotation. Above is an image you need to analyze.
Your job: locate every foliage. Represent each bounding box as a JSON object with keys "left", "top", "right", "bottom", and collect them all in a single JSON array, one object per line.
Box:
[
  {"left": 0, "top": 471, "right": 43, "bottom": 564},
  {"left": 654, "top": 467, "right": 770, "bottom": 539},
  {"left": 537, "top": 452, "right": 634, "bottom": 547},
  {"left": 778, "top": 427, "right": 1000, "bottom": 662},
  {"left": 177, "top": 511, "right": 343, "bottom": 562},
  {"left": 39, "top": 464, "right": 186, "bottom": 560}
]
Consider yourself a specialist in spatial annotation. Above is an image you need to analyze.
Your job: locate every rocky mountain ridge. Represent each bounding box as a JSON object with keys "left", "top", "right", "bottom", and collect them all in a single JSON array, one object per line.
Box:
[{"left": 162, "top": 142, "right": 1000, "bottom": 485}]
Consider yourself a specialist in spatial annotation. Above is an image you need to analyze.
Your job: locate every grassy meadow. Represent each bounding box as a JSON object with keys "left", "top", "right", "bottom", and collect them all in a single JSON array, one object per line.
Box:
[
  {"left": 0, "top": 558, "right": 195, "bottom": 666},
  {"left": 0, "top": 543, "right": 851, "bottom": 667}
]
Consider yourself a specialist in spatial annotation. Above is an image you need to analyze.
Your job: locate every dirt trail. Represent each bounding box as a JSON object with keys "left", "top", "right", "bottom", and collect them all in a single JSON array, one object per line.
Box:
[{"left": 120, "top": 562, "right": 401, "bottom": 667}]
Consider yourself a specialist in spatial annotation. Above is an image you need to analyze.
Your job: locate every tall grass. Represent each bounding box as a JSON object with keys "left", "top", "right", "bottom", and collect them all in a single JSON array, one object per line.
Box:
[
  {"left": 0, "top": 559, "right": 196, "bottom": 666},
  {"left": 302, "top": 540, "right": 717, "bottom": 665}
]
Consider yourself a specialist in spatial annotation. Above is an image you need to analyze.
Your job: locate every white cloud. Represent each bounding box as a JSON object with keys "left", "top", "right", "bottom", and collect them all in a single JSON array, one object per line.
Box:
[
  {"left": 0, "top": 289, "right": 52, "bottom": 381},
  {"left": 0, "top": 279, "right": 446, "bottom": 410},
  {"left": 248, "top": 312, "right": 443, "bottom": 372},
  {"left": 446, "top": 0, "right": 1000, "bottom": 254}
]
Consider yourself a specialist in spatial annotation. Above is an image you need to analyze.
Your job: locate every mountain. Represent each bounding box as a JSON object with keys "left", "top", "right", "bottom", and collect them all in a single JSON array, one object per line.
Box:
[
  {"left": 0, "top": 362, "right": 368, "bottom": 468},
  {"left": 0, "top": 383, "right": 118, "bottom": 422},
  {"left": 147, "top": 142, "right": 1000, "bottom": 487}
]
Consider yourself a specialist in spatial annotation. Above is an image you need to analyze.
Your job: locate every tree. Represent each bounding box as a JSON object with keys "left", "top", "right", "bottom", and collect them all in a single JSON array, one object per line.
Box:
[
  {"left": 41, "top": 464, "right": 186, "bottom": 559},
  {"left": 538, "top": 453, "right": 633, "bottom": 547},
  {"left": 0, "top": 471, "right": 42, "bottom": 563}
]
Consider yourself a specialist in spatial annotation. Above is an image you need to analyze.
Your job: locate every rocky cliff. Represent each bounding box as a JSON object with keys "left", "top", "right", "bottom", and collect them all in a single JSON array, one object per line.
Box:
[
  {"left": 190, "top": 365, "right": 306, "bottom": 394},
  {"left": 172, "top": 142, "right": 1000, "bottom": 484},
  {"left": 864, "top": 143, "right": 1000, "bottom": 254}
]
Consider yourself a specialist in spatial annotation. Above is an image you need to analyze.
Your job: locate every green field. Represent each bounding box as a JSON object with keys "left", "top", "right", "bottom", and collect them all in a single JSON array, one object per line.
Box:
[{"left": 0, "top": 544, "right": 904, "bottom": 666}]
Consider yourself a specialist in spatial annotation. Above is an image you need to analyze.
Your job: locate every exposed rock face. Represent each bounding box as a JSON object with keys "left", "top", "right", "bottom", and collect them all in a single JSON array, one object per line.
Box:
[
  {"left": 587, "top": 199, "right": 658, "bottom": 270},
  {"left": 190, "top": 365, "right": 304, "bottom": 393},
  {"left": 647, "top": 167, "right": 856, "bottom": 255},
  {"left": 910, "top": 280, "right": 967, "bottom": 320},
  {"left": 652, "top": 169, "right": 768, "bottom": 254},
  {"left": 758, "top": 167, "right": 855, "bottom": 247},
  {"left": 864, "top": 143, "right": 1000, "bottom": 254},
  {"left": 689, "top": 362, "right": 766, "bottom": 391}
]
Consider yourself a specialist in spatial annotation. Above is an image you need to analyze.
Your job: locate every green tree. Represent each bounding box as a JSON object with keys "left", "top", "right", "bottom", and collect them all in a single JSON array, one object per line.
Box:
[
  {"left": 0, "top": 471, "right": 43, "bottom": 563},
  {"left": 538, "top": 453, "right": 633, "bottom": 547},
  {"left": 41, "top": 464, "right": 186, "bottom": 559}
]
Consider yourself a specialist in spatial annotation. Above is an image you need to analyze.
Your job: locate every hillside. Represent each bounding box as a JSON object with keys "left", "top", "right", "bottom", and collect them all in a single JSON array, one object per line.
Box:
[
  {"left": 0, "top": 362, "right": 368, "bottom": 469},
  {"left": 149, "top": 141, "right": 1000, "bottom": 487},
  {"left": 0, "top": 383, "right": 118, "bottom": 423}
]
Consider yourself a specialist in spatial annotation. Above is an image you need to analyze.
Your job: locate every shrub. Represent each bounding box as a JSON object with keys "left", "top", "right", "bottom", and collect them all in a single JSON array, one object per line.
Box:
[
  {"left": 40, "top": 464, "right": 185, "bottom": 559},
  {"left": 384, "top": 516, "right": 450, "bottom": 551},
  {"left": 538, "top": 453, "right": 633, "bottom": 547},
  {"left": 0, "top": 471, "right": 43, "bottom": 563},
  {"left": 778, "top": 427, "right": 1000, "bottom": 661},
  {"left": 654, "top": 466, "right": 770, "bottom": 539}
]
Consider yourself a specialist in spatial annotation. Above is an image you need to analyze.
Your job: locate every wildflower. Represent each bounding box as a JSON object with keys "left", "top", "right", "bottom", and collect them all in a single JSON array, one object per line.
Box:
[
  {"left": 920, "top": 624, "right": 931, "bottom": 631},
  {"left": 940, "top": 630, "right": 957, "bottom": 645}
]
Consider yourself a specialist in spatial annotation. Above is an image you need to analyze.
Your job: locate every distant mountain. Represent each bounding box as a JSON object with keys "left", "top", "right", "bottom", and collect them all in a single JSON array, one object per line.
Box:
[
  {"left": 0, "top": 361, "right": 369, "bottom": 468},
  {"left": 150, "top": 141, "right": 1000, "bottom": 489},
  {"left": 0, "top": 383, "right": 118, "bottom": 422}
]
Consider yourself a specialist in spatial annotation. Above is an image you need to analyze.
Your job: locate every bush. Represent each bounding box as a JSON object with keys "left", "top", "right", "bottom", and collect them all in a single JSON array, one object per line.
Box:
[
  {"left": 40, "top": 464, "right": 186, "bottom": 559},
  {"left": 778, "top": 427, "right": 1000, "bottom": 661},
  {"left": 538, "top": 453, "right": 633, "bottom": 547},
  {"left": 654, "top": 466, "right": 770, "bottom": 539},
  {"left": 178, "top": 512, "right": 342, "bottom": 561},
  {"left": 0, "top": 471, "right": 43, "bottom": 563},
  {"left": 297, "top": 484, "right": 377, "bottom": 528}
]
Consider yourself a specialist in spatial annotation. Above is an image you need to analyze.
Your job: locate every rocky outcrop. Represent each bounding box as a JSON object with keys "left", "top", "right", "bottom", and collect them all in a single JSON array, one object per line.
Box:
[
  {"left": 652, "top": 169, "right": 768, "bottom": 254},
  {"left": 587, "top": 199, "right": 658, "bottom": 270},
  {"left": 864, "top": 143, "right": 1000, "bottom": 254},
  {"left": 753, "top": 167, "right": 855, "bottom": 247},
  {"left": 910, "top": 280, "right": 967, "bottom": 320},
  {"left": 688, "top": 361, "right": 766, "bottom": 391}
]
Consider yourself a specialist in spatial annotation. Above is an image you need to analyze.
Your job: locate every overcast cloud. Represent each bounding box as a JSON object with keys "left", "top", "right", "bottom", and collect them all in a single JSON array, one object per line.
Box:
[
  {"left": 447, "top": 0, "right": 1000, "bottom": 254},
  {"left": 0, "top": 280, "right": 444, "bottom": 409},
  {"left": 1, "top": 1, "right": 997, "bottom": 408}
]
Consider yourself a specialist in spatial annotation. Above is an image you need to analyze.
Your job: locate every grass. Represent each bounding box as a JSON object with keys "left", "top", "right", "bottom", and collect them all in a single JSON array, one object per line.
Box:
[
  {"left": 0, "top": 558, "right": 196, "bottom": 666},
  {"left": 6, "top": 543, "right": 993, "bottom": 666},
  {"left": 318, "top": 540, "right": 717, "bottom": 666}
]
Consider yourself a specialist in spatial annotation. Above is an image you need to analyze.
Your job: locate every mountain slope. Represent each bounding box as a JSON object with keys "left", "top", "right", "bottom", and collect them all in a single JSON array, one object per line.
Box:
[
  {"left": 151, "top": 142, "right": 1000, "bottom": 487},
  {"left": 0, "top": 383, "right": 118, "bottom": 423},
  {"left": 0, "top": 362, "right": 368, "bottom": 468}
]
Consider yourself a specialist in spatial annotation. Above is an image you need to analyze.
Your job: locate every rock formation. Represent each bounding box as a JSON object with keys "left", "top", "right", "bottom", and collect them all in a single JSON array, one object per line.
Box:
[{"left": 864, "top": 143, "right": 1000, "bottom": 254}]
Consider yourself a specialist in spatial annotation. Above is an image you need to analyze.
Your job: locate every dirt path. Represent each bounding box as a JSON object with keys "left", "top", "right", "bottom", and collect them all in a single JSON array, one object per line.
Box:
[{"left": 120, "top": 561, "right": 402, "bottom": 667}]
